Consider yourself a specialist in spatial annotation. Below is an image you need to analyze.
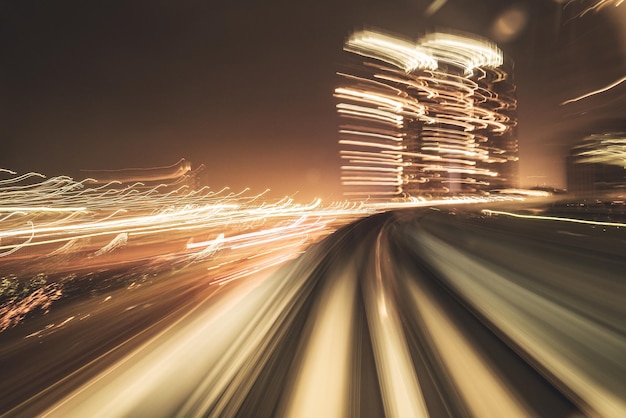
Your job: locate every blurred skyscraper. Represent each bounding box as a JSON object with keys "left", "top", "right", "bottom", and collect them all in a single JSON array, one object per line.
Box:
[{"left": 336, "top": 30, "right": 519, "bottom": 199}]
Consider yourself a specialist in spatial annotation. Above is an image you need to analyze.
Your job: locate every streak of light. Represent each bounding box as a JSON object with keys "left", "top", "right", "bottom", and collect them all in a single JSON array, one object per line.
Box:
[
  {"left": 334, "top": 87, "right": 406, "bottom": 112},
  {"left": 482, "top": 209, "right": 626, "bottom": 227},
  {"left": 565, "top": 0, "right": 624, "bottom": 19},
  {"left": 492, "top": 188, "right": 552, "bottom": 197},
  {"left": 230, "top": 221, "right": 326, "bottom": 250},
  {"left": 4, "top": 196, "right": 619, "bottom": 417},
  {"left": 561, "top": 75, "right": 626, "bottom": 105},
  {"left": 0, "top": 207, "right": 87, "bottom": 213},
  {"left": 94, "top": 233, "right": 128, "bottom": 256},
  {"left": 363, "top": 228, "right": 428, "bottom": 418},
  {"left": 424, "top": 0, "right": 447, "bottom": 17},
  {"left": 420, "top": 32, "right": 503, "bottom": 74},
  {"left": 339, "top": 129, "right": 404, "bottom": 142},
  {"left": 415, "top": 229, "right": 626, "bottom": 417},
  {"left": 210, "top": 253, "right": 297, "bottom": 286},
  {"left": 186, "top": 216, "right": 308, "bottom": 249},
  {"left": 0, "top": 169, "right": 362, "bottom": 329},
  {"left": 80, "top": 158, "right": 193, "bottom": 184},
  {"left": 0, "top": 221, "right": 34, "bottom": 257},
  {"left": 570, "top": 132, "right": 626, "bottom": 167},
  {"left": 0, "top": 167, "right": 516, "bottom": 332},
  {"left": 38, "top": 226, "right": 350, "bottom": 418},
  {"left": 338, "top": 139, "right": 405, "bottom": 151},
  {"left": 39, "top": 268, "right": 286, "bottom": 417},
  {"left": 280, "top": 263, "right": 357, "bottom": 418},
  {"left": 345, "top": 31, "right": 438, "bottom": 73},
  {"left": 405, "top": 278, "right": 532, "bottom": 417}
]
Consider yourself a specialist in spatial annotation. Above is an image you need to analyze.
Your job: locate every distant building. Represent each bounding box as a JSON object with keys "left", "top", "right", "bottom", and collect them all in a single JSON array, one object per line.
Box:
[
  {"left": 567, "top": 132, "right": 626, "bottom": 195},
  {"left": 336, "top": 30, "right": 519, "bottom": 199}
]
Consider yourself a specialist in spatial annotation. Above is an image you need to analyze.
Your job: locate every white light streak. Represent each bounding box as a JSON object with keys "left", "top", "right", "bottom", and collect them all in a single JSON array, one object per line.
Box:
[
  {"left": 561, "top": 75, "right": 626, "bottom": 105},
  {"left": 482, "top": 209, "right": 626, "bottom": 227}
]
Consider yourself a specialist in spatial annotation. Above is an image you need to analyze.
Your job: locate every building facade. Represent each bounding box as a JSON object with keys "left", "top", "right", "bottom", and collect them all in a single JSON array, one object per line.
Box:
[{"left": 336, "top": 30, "right": 519, "bottom": 199}]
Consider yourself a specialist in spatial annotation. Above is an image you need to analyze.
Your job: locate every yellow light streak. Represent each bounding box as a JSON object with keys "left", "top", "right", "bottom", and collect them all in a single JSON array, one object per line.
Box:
[
  {"left": 561, "top": 75, "right": 626, "bottom": 105},
  {"left": 482, "top": 209, "right": 626, "bottom": 227}
]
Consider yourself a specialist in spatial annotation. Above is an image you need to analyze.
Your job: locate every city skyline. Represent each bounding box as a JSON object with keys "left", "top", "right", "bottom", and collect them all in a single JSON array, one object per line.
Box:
[
  {"left": 337, "top": 30, "right": 519, "bottom": 198},
  {"left": 2, "top": 0, "right": 624, "bottom": 200}
]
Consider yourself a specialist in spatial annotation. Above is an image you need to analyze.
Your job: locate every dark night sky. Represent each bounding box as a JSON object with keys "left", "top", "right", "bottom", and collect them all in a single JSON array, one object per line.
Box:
[{"left": 1, "top": 0, "right": 624, "bottom": 199}]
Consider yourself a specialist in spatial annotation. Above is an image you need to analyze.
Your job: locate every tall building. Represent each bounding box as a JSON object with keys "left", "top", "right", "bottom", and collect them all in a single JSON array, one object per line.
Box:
[
  {"left": 336, "top": 30, "right": 519, "bottom": 199},
  {"left": 567, "top": 132, "right": 626, "bottom": 195}
]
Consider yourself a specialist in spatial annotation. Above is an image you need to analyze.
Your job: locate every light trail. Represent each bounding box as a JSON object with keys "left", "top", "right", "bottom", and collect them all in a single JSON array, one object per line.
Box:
[
  {"left": 4, "top": 199, "right": 619, "bottom": 417},
  {"left": 424, "top": 0, "right": 447, "bottom": 17},
  {"left": 405, "top": 278, "right": 531, "bottom": 417},
  {"left": 561, "top": 75, "right": 626, "bottom": 105},
  {"left": 0, "top": 168, "right": 358, "bottom": 331},
  {"left": 420, "top": 32, "right": 503, "bottom": 74},
  {"left": 280, "top": 262, "right": 358, "bottom": 418},
  {"left": 564, "top": 0, "right": 624, "bottom": 19},
  {"left": 363, "top": 228, "right": 428, "bottom": 418},
  {"left": 414, "top": 223, "right": 626, "bottom": 417},
  {"left": 482, "top": 208, "right": 626, "bottom": 227},
  {"left": 38, "top": 267, "right": 289, "bottom": 418},
  {"left": 344, "top": 32, "right": 438, "bottom": 73},
  {"left": 0, "top": 167, "right": 521, "bottom": 333}
]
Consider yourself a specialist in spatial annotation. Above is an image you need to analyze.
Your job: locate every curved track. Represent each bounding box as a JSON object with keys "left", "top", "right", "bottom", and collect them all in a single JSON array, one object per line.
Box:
[{"left": 1, "top": 207, "right": 624, "bottom": 417}]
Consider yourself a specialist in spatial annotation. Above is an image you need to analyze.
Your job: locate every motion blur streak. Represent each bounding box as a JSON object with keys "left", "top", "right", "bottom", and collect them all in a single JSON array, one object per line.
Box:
[
  {"left": 560, "top": 75, "right": 626, "bottom": 105},
  {"left": 0, "top": 169, "right": 494, "bottom": 332},
  {"left": 3, "top": 170, "right": 623, "bottom": 417},
  {"left": 363, "top": 228, "right": 428, "bottom": 418},
  {"left": 483, "top": 208, "right": 626, "bottom": 227},
  {"left": 413, "top": 211, "right": 626, "bottom": 417},
  {"left": 567, "top": 0, "right": 625, "bottom": 19},
  {"left": 406, "top": 278, "right": 530, "bottom": 417},
  {"left": 280, "top": 263, "right": 357, "bottom": 418},
  {"left": 79, "top": 158, "right": 193, "bottom": 184},
  {"left": 41, "top": 269, "right": 285, "bottom": 417}
]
